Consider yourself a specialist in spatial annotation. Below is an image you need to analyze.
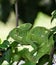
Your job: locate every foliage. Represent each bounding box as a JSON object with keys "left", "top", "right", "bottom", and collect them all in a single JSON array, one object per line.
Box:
[
  {"left": 0, "top": 0, "right": 12, "bottom": 23},
  {"left": 0, "top": 23, "right": 54, "bottom": 65},
  {"left": 51, "top": 10, "right": 56, "bottom": 22},
  {"left": 0, "top": 0, "right": 56, "bottom": 65},
  {"left": 0, "top": 0, "right": 55, "bottom": 23}
]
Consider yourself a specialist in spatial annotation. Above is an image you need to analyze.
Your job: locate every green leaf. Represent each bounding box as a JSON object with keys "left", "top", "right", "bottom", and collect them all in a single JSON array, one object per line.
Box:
[
  {"left": 4, "top": 48, "right": 12, "bottom": 63},
  {"left": 10, "top": 41, "right": 18, "bottom": 48},
  {"left": 0, "top": 50, "right": 6, "bottom": 65},
  {"left": 53, "top": 34, "right": 56, "bottom": 43},
  {"left": 51, "top": 26, "right": 56, "bottom": 31},
  {"left": 0, "top": 56, "right": 4, "bottom": 65},
  {"left": 38, "top": 54, "right": 49, "bottom": 65},
  {"left": 51, "top": 10, "right": 56, "bottom": 22},
  {"left": 48, "top": 26, "right": 56, "bottom": 38},
  {"left": 19, "top": 48, "right": 36, "bottom": 63},
  {"left": 0, "top": 40, "right": 10, "bottom": 49},
  {"left": 12, "top": 54, "right": 20, "bottom": 62}
]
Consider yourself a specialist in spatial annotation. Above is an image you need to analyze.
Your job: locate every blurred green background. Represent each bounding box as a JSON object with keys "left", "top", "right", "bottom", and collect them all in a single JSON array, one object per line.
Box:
[{"left": 0, "top": 0, "right": 56, "bottom": 41}]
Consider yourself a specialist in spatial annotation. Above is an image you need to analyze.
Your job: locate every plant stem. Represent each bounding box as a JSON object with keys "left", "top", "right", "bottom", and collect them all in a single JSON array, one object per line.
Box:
[
  {"left": 16, "top": 61, "right": 19, "bottom": 65},
  {"left": 15, "top": 0, "right": 19, "bottom": 27}
]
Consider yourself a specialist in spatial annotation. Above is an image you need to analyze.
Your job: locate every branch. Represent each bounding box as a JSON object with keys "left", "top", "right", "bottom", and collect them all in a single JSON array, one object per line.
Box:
[{"left": 15, "top": 0, "right": 19, "bottom": 27}]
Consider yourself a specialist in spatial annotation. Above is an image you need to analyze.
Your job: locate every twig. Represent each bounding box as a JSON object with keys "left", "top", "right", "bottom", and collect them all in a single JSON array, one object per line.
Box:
[
  {"left": 15, "top": 0, "right": 19, "bottom": 27},
  {"left": 16, "top": 61, "right": 19, "bottom": 65}
]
